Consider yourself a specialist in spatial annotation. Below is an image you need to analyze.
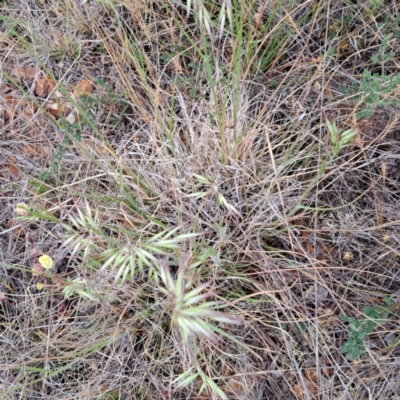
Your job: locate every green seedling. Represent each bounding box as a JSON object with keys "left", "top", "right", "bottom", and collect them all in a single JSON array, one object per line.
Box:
[
  {"left": 289, "top": 119, "right": 357, "bottom": 215},
  {"left": 325, "top": 119, "right": 358, "bottom": 156},
  {"left": 340, "top": 300, "right": 394, "bottom": 360}
]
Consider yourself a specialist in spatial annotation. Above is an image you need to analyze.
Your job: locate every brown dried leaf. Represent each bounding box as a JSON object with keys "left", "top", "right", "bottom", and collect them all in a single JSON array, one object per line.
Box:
[
  {"left": 7, "top": 218, "right": 24, "bottom": 237},
  {"left": 8, "top": 156, "right": 21, "bottom": 179},
  {"left": 81, "top": 139, "right": 107, "bottom": 155},
  {"left": 5, "top": 105, "right": 16, "bottom": 120},
  {"left": 12, "top": 66, "right": 38, "bottom": 79},
  {"left": 29, "top": 248, "right": 43, "bottom": 258},
  {"left": 32, "top": 263, "right": 45, "bottom": 276},
  {"left": 35, "top": 77, "right": 55, "bottom": 97},
  {"left": 73, "top": 79, "right": 93, "bottom": 98},
  {"left": 47, "top": 101, "right": 71, "bottom": 116},
  {"left": 322, "top": 366, "right": 332, "bottom": 377},
  {"left": 4, "top": 93, "right": 19, "bottom": 104},
  {"left": 0, "top": 83, "right": 13, "bottom": 95},
  {"left": 304, "top": 369, "right": 318, "bottom": 383},
  {"left": 66, "top": 112, "right": 78, "bottom": 124},
  {"left": 321, "top": 244, "right": 336, "bottom": 255},
  {"left": 309, "top": 383, "right": 319, "bottom": 398},
  {"left": 224, "top": 378, "right": 244, "bottom": 393},
  {"left": 306, "top": 243, "right": 314, "bottom": 254},
  {"left": 24, "top": 101, "right": 38, "bottom": 116},
  {"left": 20, "top": 98, "right": 29, "bottom": 107},
  {"left": 294, "top": 378, "right": 319, "bottom": 399},
  {"left": 22, "top": 144, "right": 42, "bottom": 158},
  {"left": 172, "top": 57, "right": 184, "bottom": 74},
  {"left": 293, "top": 385, "right": 303, "bottom": 398},
  {"left": 253, "top": 13, "right": 262, "bottom": 24},
  {"left": 323, "top": 85, "right": 333, "bottom": 100},
  {"left": 4, "top": 95, "right": 36, "bottom": 120}
]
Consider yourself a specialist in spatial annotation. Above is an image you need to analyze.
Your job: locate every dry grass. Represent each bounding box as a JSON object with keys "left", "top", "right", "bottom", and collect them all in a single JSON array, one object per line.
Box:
[{"left": 1, "top": 0, "right": 400, "bottom": 399}]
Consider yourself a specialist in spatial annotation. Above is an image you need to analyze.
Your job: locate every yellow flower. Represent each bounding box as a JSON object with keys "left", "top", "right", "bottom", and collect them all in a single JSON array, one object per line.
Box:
[
  {"left": 38, "top": 255, "right": 54, "bottom": 270},
  {"left": 36, "top": 282, "right": 44, "bottom": 290}
]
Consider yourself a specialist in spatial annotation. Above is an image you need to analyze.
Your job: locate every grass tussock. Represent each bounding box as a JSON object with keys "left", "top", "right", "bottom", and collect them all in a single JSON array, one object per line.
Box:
[{"left": 1, "top": 0, "right": 400, "bottom": 399}]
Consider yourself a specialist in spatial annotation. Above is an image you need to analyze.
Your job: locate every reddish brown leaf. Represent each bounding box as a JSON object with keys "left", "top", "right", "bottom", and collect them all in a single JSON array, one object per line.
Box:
[
  {"left": 12, "top": 66, "right": 38, "bottom": 79},
  {"left": 253, "top": 12, "right": 262, "bottom": 24},
  {"left": 73, "top": 79, "right": 93, "bottom": 98},
  {"left": 293, "top": 385, "right": 303, "bottom": 398},
  {"left": 5, "top": 105, "right": 16, "bottom": 120},
  {"left": 306, "top": 243, "right": 314, "bottom": 254},
  {"left": 294, "top": 378, "right": 319, "bottom": 399},
  {"left": 35, "top": 77, "right": 55, "bottom": 97},
  {"left": 32, "top": 263, "right": 45, "bottom": 276},
  {"left": 322, "top": 366, "right": 332, "bottom": 377},
  {"left": 8, "top": 156, "right": 21, "bottom": 179},
  {"left": 304, "top": 369, "right": 318, "bottom": 383},
  {"left": 4, "top": 94, "right": 18, "bottom": 104},
  {"left": 66, "top": 112, "right": 78, "bottom": 124},
  {"left": 172, "top": 57, "right": 184, "bottom": 74},
  {"left": 47, "top": 101, "right": 71, "bottom": 116},
  {"left": 0, "top": 83, "right": 13, "bottom": 95},
  {"left": 80, "top": 139, "right": 107, "bottom": 156},
  {"left": 29, "top": 248, "right": 43, "bottom": 258},
  {"left": 7, "top": 218, "right": 24, "bottom": 237},
  {"left": 23, "top": 101, "right": 38, "bottom": 116},
  {"left": 321, "top": 244, "right": 334, "bottom": 254},
  {"left": 22, "top": 144, "right": 42, "bottom": 158}
]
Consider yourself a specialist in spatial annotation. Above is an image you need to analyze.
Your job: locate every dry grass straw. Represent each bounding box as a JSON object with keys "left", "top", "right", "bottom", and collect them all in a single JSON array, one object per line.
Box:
[{"left": 1, "top": 0, "right": 400, "bottom": 398}]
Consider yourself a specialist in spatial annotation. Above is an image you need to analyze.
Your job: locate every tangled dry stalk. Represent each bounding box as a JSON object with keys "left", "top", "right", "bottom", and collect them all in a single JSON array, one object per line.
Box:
[{"left": 1, "top": 1, "right": 400, "bottom": 399}]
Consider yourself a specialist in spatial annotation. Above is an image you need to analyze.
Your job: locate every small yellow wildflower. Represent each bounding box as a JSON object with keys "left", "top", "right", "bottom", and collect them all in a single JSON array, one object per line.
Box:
[
  {"left": 36, "top": 282, "right": 44, "bottom": 290},
  {"left": 38, "top": 254, "right": 54, "bottom": 270}
]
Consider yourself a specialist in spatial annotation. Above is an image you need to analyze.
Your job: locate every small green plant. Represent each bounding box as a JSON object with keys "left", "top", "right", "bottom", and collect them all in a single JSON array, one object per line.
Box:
[
  {"left": 37, "top": 123, "right": 82, "bottom": 182},
  {"left": 38, "top": 79, "right": 128, "bottom": 182},
  {"left": 288, "top": 119, "right": 357, "bottom": 216},
  {"left": 159, "top": 255, "right": 241, "bottom": 343},
  {"left": 326, "top": 119, "right": 358, "bottom": 156},
  {"left": 343, "top": 69, "right": 400, "bottom": 119},
  {"left": 340, "top": 299, "right": 394, "bottom": 360},
  {"left": 62, "top": 277, "right": 98, "bottom": 302},
  {"left": 341, "top": 34, "right": 399, "bottom": 119},
  {"left": 190, "top": 173, "right": 239, "bottom": 215},
  {"left": 371, "top": 34, "right": 396, "bottom": 68},
  {"left": 368, "top": 0, "right": 384, "bottom": 11},
  {"left": 172, "top": 363, "right": 228, "bottom": 400}
]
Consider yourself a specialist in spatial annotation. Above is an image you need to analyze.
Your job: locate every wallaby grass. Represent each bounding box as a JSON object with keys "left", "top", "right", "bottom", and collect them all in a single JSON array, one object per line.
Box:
[{"left": 1, "top": 0, "right": 400, "bottom": 399}]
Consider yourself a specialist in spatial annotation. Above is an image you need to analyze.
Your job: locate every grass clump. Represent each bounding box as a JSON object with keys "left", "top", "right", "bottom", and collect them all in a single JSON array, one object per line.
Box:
[{"left": 1, "top": 0, "right": 400, "bottom": 399}]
